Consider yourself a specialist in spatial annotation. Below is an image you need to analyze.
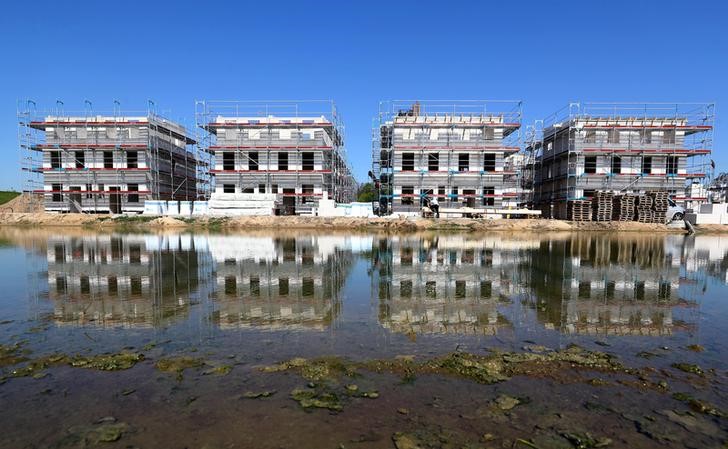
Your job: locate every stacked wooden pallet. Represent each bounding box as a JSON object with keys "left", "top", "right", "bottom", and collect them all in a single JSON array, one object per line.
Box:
[
  {"left": 649, "top": 191, "right": 669, "bottom": 223},
  {"left": 635, "top": 194, "right": 654, "bottom": 223},
  {"left": 591, "top": 191, "right": 613, "bottom": 222},
  {"left": 567, "top": 200, "right": 592, "bottom": 222},
  {"left": 612, "top": 194, "right": 636, "bottom": 221}
]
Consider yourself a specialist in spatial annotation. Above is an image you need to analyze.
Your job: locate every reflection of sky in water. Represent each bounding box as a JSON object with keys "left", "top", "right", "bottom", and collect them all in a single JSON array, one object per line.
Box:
[{"left": 2, "top": 229, "right": 728, "bottom": 367}]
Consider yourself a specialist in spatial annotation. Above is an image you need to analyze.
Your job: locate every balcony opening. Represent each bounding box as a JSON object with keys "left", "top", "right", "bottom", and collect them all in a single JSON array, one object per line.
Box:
[
  {"left": 127, "top": 184, "right": 139, "bottom": 203},
  {"left": 126, "top": 151, "right": 138, "bottom": 169},
  {"left": 248, "top": 152, "right": 259, "bottom": 171},
  {"left": 483, "top": 153, "right": 496, "bottom": 171},
  {"left": 611, "top": 156, "right": 622, "bottom": 174},
  {"left": 223, "top": 152, "right": 234, "bottom": 170},
  {"left": 584, "top": 156, "right": 597, "bottom": 174},
  {"left": 302, "top": 184, "right": 314, "bottom": 204},
  {"left": 50, "top": 151, "right": 61, "bottom": 169},
  {"left": 402, "top": 153, "right": 415, "bottom": 171},
  {"left": 74, "top": 151, "right": 85, "bottom": 169},
  {"left": 667, "top": 156, "right": 678, "bottom": 175},
  {"left": 103, "top": 151, "right": 113, "bottom": 169},
  {"left": 642, "top": 156, "right": 653, "bottom": 175},
  {"left": 401, "top": 186, "right": 414, "bottom": 205},
  {"left": 428, "top": 153, "right": 439, "bottom": 171},
  {"left": 278, "top": 152, "right": 288, "bottom": 171},
  {"left": 458, "top": 153, "right": 469, "bottom": 172},
  {"left": 483, "top": 187, "right": 495, "bottom": 206},
  {"left": 302, "top": 152, "right": 314, "bottom": 171}
]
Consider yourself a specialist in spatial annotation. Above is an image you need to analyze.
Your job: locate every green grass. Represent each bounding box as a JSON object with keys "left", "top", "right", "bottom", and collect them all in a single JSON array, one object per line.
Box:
[{"left": 0, "top": 191, "right": 20, "bottom": 205}]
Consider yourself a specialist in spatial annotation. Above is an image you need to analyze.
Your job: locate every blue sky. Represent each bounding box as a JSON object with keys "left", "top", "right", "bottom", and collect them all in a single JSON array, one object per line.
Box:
[{"left": 1, "top": 0, "right": 726, "bottom": 188}]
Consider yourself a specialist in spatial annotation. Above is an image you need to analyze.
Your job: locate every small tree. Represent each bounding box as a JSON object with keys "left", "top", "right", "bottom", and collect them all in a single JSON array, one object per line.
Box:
[{"left": 357, "top": 183, "right": 377, "bottom": 202}]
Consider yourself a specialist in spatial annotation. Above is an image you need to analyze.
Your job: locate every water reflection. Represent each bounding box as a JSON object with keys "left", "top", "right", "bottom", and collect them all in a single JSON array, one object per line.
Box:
[
  {"left": 5, "top": 229, "right": 728, "bottom": 340},
  {"left": 47, "top": 234, "right": 210, "bottom": 328},
  {"left": 527, "top": 235, "right": 692, "bottom": 336},
  {"left": 371, "top": 235, "right": 539, "bottom": 335},
  {"left": 208, "top": 235, "right": 358, "bottom": 330}
]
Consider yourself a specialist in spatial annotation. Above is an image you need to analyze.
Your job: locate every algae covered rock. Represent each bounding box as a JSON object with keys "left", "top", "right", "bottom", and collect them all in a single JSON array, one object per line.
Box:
[
  {"left": 429, "top": 352, "right": 509, "bottom": 384},
  {"left": 290, "top": 388, "right": 343, "bottom": 412},
  {"left": 0, "top": 343, "right": 28, "bottom": 367},
  {"left": 494, "top": 394, "right": 521, "bottom": 411},
  {"left": 261, "top": 356, "right": 355, "bottom": 382},
  {"left": 560, "top": 432, "right": 612, "bottom": 448},
  {"left": 671, "top": 363, "right": 704, "bottom": 376},
  {"left": 242, "top": 390, "right": 277, "bottom": 399},
  {"left": 392, "top": 432, "right": 423, "bottom": 449},
  {"left": 69, "top": 352, "right": 144, "bottom": 371},
  {"left": 156, "top": 356, "right": 204, "bottom": 380},
  {"left": 156, "top": 356, "right": 204, "bottom": 373}
]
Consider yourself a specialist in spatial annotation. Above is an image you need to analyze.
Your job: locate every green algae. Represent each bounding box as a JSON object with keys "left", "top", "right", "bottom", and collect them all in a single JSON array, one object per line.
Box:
[
  {"left": 57, "top": 420, "right": 130, "bottom": 447},
  {"left": 427, "top": 352, "right": 509, "bottom": 384},
  {"left": 560, "top": 432, "right": 612, "bottom": 448},
  {"left": 379, "top": 346, "right": 622, "bottom": 385},
  {"left": 3, "top": 351, "right": 143, "bottom": 380},
  {"left": 291, "top": 388, "right": 343, "bottom": 412},
  {"left": 156, "top": 356, "right": 204, "bottom": 380},
  {"left": 392, "top": 432, "right": 422, "bottom": 449},
  {"left": 390, "top": 429, "right": 478, "bottom": 449},
  {"left": 0, "top": 343, "right": 28, "bottom": 367},
  {"left": 688, "top": 399, "right": 724, "bottom": 417},
  {"left": 92, "top": 423, "right": 127, "bottom": 443},
  {"left": 264, "top": 347, "right": 626, "bottom": 388},
  {"left": 202, "top": 365, "right": 232, "bottom": 376},
  {"left": 242, "top": 390, "right": 277, "bottom": 399},
  {"left": 672, "top": 392, "right": 724, "bottom": 417},
  {"left": 672, "top": 363, "right": 704, "bottom": 376},
  {"left": 494, "top": 394, "right": 521, "bottom": 411},
  {"left": 261, "top": 356, "right": 356, "bottom": 382},
  {"left": 636, "top": 351, "right": 659, "bottom": 359},
  {"left": 68, "top": 352, "right": 144, "bottom": 371}
]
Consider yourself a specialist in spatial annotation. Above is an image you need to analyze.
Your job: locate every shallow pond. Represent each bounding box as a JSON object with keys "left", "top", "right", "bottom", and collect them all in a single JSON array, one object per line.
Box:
[{"left": 1, "top": 228, "right": 727, "bottom": 448}]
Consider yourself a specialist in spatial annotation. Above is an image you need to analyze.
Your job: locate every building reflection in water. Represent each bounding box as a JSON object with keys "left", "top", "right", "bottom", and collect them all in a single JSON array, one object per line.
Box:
[
  {"left": 21, "top": 229, "right": 728, "bottom": 337},
  {"left": 208, "top": 235, "right": 358, "bottom": 331},
  {"left": 527, "top": 234, "right": 697, "bottom": 336},
  {"left": 680, "top": 235, "right": 728, "bottom": 284},
  {"left": 47, "top": 234, "right": 211, "bottom": 328},
  {"left": 372, "top": 233, "right": 710, "bottom": 338},
  {"left": 372, "top": 235, "right": 540, "bottom": 336}
]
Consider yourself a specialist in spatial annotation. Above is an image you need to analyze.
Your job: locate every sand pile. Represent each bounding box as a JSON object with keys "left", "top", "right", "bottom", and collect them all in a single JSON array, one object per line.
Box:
[
  {"left": 148, "top": 216, "right": 187, "bottom": 227},
  {"left": 0, "top": 194, "right": 44, "bottom": 213}
]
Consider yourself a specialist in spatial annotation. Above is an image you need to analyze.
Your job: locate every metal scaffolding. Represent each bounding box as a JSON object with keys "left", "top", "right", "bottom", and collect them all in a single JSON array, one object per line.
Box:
[
  {"left": 372, "top": 100, "right": 524, "bottom": 215},
  {"left": 530, "top": 102, "right": 715, "bottom": 218},
  {"left": 17, "top": 100, "right": 204, "bottom": 213},
  {"left": 195, "top": 100, "right": 355, "bottom": 214}
]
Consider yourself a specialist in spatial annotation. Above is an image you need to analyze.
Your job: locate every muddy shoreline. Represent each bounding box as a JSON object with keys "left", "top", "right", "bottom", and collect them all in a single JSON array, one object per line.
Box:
[{"left": 0, "top": 212, "right": 716, "bottom": 233}]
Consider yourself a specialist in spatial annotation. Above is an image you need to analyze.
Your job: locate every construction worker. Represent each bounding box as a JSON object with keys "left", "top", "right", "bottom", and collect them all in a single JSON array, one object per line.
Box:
[{"left": 429, "top": 195, "right": 440, "bottom": 218}]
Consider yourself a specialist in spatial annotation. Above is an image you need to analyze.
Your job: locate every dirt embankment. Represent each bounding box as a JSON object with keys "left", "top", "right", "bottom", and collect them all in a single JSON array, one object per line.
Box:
[
  {"left": 0, "top": 193, "right": 44, "bottom": 213},
  {"left": 0, "top": 212, "right": 707, "bottom": 233}
]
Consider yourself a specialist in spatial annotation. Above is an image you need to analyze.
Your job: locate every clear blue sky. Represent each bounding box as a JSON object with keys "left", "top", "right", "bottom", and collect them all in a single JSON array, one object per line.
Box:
[{"left": 1, "top": 0, "right": 726, "bottom": 188}]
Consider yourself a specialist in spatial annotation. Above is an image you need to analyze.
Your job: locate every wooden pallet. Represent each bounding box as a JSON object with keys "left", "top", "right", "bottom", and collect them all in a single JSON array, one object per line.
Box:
[
  {"left": 568, "top": 200, "right": 592, "bottom": 222},
  {"left": 591, "top": 191, "right": 613, "bottom": 222},
  {"left": 612, "top": 194, "right": 636, "bottom": 221},
  {"left": 648, "top": 191, "right": 669, "bottom": 223}
]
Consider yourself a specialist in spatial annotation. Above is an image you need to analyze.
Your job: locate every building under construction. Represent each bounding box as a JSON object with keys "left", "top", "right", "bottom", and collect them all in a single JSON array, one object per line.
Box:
[
  {"left": 529, "top": 102, "right": 715, "bottom": 219},
  {"left": 373, "top": 100, "right": 523, "bottom": 215},
  {"left": 18, "top": 101, "right": 208, "bottom": 213},
  {"left": 196, "top": 100, "right": 356, "bottom": 215}
]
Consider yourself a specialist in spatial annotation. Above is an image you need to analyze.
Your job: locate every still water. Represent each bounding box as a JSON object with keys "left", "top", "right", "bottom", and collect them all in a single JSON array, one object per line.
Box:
[{"left": 1, "top": 229, "right": 727, "bottom": 448}]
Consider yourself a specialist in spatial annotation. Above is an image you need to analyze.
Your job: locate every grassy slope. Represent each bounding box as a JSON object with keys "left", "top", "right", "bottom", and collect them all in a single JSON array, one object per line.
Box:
[{"left": 0, "top": 191, "right": 21, "bottom": 205}]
